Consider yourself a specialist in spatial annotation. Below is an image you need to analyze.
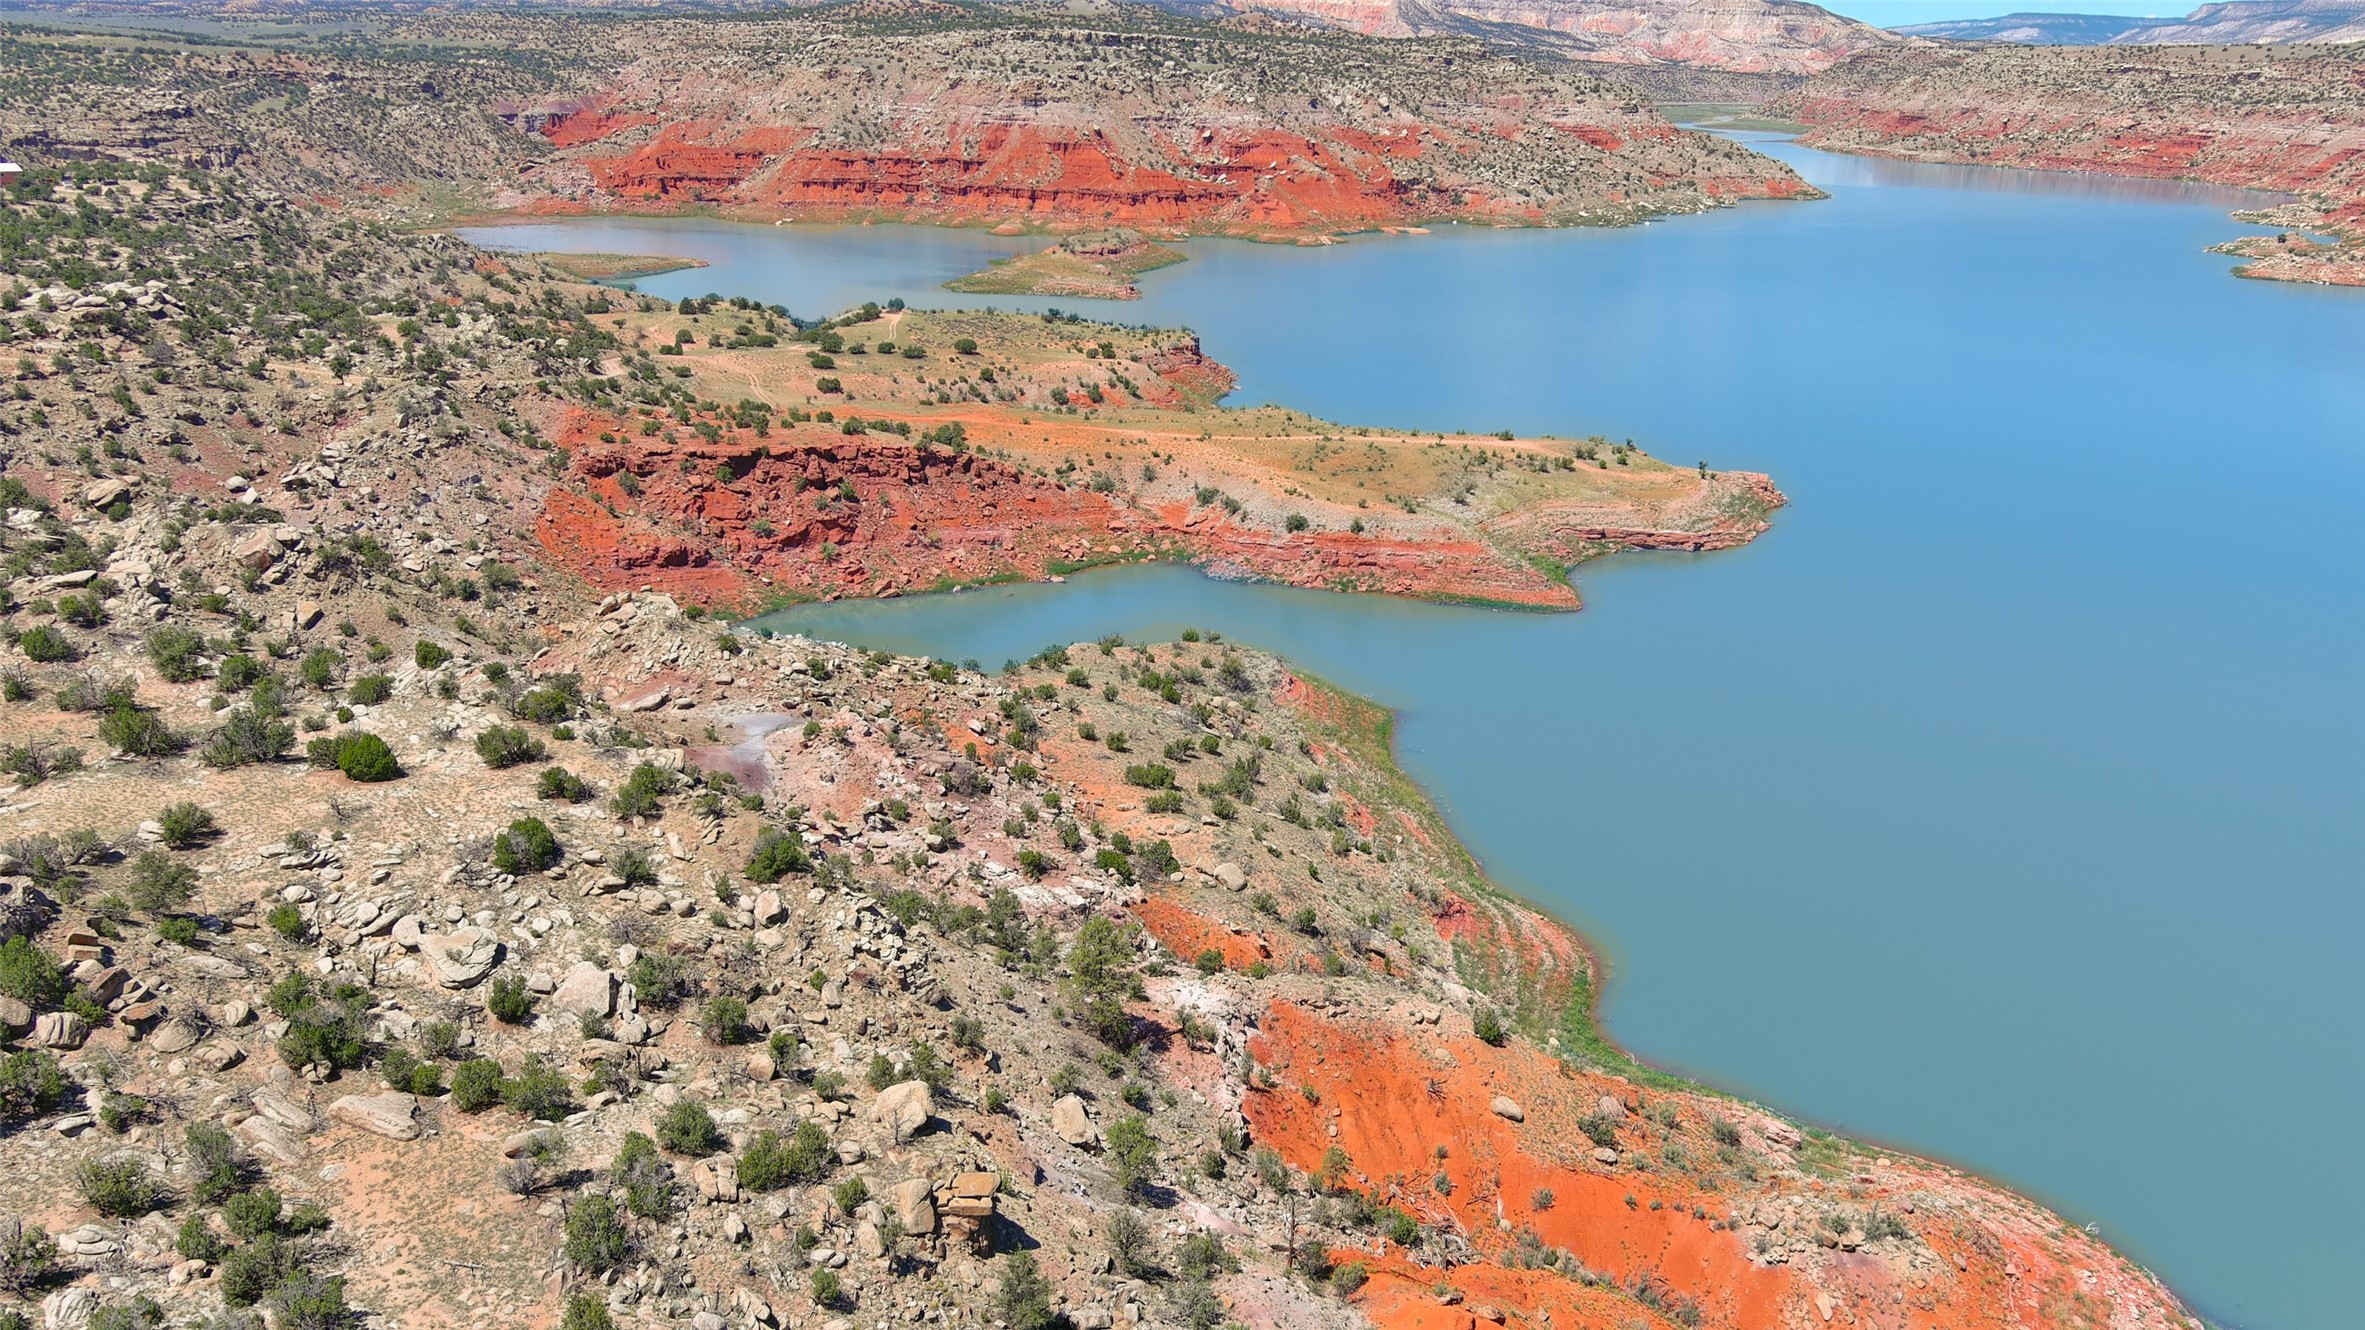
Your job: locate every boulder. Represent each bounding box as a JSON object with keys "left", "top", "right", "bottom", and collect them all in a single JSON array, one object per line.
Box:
[
  {"left": 1212, "top": 862, "right": 1247, "bottom": 891},
  {"left": 1489, "top": 1096, "right": 1525, "bottom": 1123},
  {"left": 1050, "top": 1094, "right": 1097, "bottom": 1147},
  {"left": 853, "top": 1220, "right": 885, "bottom": 1259},
  {"left": 234, "top": 1114, "right": 307, "bottom": 1168},
  {"left": 82, "top": 477, "right": 131, "bottom": 509},
  {"left": 421, "top": 927, "right": 501, "bottom": 988},
  {"left": 231, "top": 529, "right": 283, "bottom": 571},
  {"left": 30, "top": 1011, "right": 87, "bottom": 1049},
  {"left": 891, "top": 1177, "right": 936, "bottom": 1234},
  {"left": 550, "top": 961, "right": 616, "bottom": 1019},
  {"left": 869, "top": 1080, "right": 932, "bottom": 1144},
  {"left": 694, "top": 1155, "right": 739, "bottom": 1204},
  {"left": 751, "top": 889, "right": 788, "bottom": 927},
  {"left": 149, "top": 1018, "right": 203, "bottom": 1054},
  {"left": 501, "top": 1129, "right": 559, "bottom": 1159},
  {"left": 329, "top": 1092, "right": 421, "bottom": 1140}
]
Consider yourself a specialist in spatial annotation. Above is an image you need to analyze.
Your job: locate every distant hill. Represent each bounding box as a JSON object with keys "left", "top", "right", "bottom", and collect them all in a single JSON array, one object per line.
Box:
[
  {"left": 1894, "top": 0, "right": 2365, "bottom": 44},
  {"left": 1891, "top": 11, "right": 2162, "bottom": 42}
]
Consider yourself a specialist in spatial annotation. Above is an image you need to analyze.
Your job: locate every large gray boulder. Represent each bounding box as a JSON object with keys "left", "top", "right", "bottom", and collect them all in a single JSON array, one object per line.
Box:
[
  {"left": 1050, "top": 1094, "right": 1097, "bottom": 1147},
  {"left": 869, "top": 1080, "right": 933, "bottom": 1144},
  {"left": 550, "top": 961, "right": 616, "bottom": 1019},
  {"left": 329, "top": 1092, "right": 421, "bottom": 1141}
]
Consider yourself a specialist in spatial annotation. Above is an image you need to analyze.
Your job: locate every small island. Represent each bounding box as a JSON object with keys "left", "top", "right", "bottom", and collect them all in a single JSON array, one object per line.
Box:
[{"left": 945, "top": 229, "right": 1187, "bottom": 300}]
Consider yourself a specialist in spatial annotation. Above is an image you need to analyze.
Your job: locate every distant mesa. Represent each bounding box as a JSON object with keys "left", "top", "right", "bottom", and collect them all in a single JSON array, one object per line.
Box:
[{"left": 1893, "top": 0, "right": 2365, "bottom": 45}]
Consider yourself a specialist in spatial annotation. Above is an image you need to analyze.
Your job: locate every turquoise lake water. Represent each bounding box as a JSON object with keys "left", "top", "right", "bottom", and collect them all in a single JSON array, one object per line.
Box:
[{"left": 463, "top": 138, "right": 2365, "bottom": 1329}]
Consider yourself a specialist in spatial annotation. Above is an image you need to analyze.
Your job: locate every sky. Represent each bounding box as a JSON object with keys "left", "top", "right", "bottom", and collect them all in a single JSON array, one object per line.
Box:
[{"left": 1829, "top": 0, "right": 2184, "bottom": 26}]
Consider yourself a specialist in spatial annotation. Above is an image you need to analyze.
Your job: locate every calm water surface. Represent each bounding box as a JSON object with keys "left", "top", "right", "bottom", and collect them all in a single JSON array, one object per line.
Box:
[{"left": 465, "top": 139, "right": 2365, "bottom": 1330}]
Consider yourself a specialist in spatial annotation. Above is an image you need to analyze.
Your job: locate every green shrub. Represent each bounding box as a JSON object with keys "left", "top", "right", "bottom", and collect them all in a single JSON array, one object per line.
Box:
[
  {"left": 331, "top": 732, "right": 400, "bottom": 781},
  {"left": 1107, "top": 1114, "right": 1157, "bottom": 1198},
  {"left": 738, "top": 1120, "right": 832, "bottom": 1192},
  {"left": 299, "top": 648, "right": 341, "bottom": 690},
  {"left": 450, "top": 1058, "right": 505, "bottom": 1112},
  {"left": 266, "top": 903, "right": 307, "bottom": 940},
  {"left": 125, "top": 850, "right": 197, "bottom": 914},
  {"left": 0, "top": 1049, "right": 65, "bottom": 1124},
  {"left": 275, "top": 980, "right": 368, "bottom": 1070},
  {"left": 413, "top": 641, "right": 451, "bottom": 669},
  {"left": 486, "top": 975, "right": 535, "bottom": 1024},
  {"left": 654, "top": 1099, "right": 721, "bottom": 1156},
  {"left": 536, "top": 766, "right": 590, "bottom": 802},
  {"left": 700, "top": 995, "right": 747, "bottom": 1045},
  {"left": 98, "top": 703, "right": 182, "bottom": 757},
  {"left": 475, "top": 724, "right": 545, "bottom": 769},
  {"left": 223, "top": 1187, "right": 283, "bottom": 1239},
  {"left": 201, "top": 706, "right": 294, "bottom": 768},
  {"left": 0, "top": 937, "right": 68, "bottom": 1008},
  {"left": 625, "top": 950, "right": 692, "bottom": 1010},
  {"left": 997, "top": 1251, "right": 1058, "bottom": 1330},
  {"left": 1472, "top": 1008, "right": 1506, "bottom": 1046},
  {"left": 1331, "top": 1261, "right": 1368, "bottom": 1296},
  {"left": 185, "top": 1121, "right": 253, "bottom": 1203},
  {"left": 156, "top": 801, "right": 217, "bottom": 848},
  {"left": 560, "top": 1293, "right": 616, "bottom": 1330},
  {"left": 174, "top": 1212, "right": 225, "bottom": 1263},
  {"left": 346, "top": 674, "right": 393, "bottom": 705},
  {"left": 269, "top": 1271, "right": 351, "bottom": 1330},
  {"left": 144, "top": 627, "right": 207, "bottom": 682},
  {"left": 75, "top": 1157, "right": 165, "bottom": 1217},
  {"left": 501, "top": 1056, "right": 572, "bottom": 1120},
  {"left": 84, "top": 1298, "right": 165, "bottom": 1330},
  {"left": 18, "top": 626, "right": 77, "bottom": 663},
  {"left": 0, "top": 1218, "right": 56, "bottom": 1297},
  {"left": 216, "top": 654, "right": 268, "bottom": 692},
  {"left": 490, "top": 816, "right": 559, "bottom": 873},
  {"left": 515, "top": 687, "right": 574, "bottom": 723},
  {"left": 218, "top": 1232, "right": 291, "bottom": 1307},
  {"left": 608, "top": 762, "right": 676, "bottom": 818},
  {"left": 611, "top": 1131, "right": 676, "bottom": 1217},
  {"left": 744, "top": 827, "right": 808, "bottom": 882},
  {"left": 811, "top": 1268, "right": 845, "bottom": 1309},
  {"left": 563, "top": 1194, "right": 630, "bottom": 1272}
]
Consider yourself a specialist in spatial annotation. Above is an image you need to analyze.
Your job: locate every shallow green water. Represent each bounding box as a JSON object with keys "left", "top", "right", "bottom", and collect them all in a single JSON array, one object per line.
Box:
[{"left": 467, "top": 139, "right": 2365, "bottom": 1329}]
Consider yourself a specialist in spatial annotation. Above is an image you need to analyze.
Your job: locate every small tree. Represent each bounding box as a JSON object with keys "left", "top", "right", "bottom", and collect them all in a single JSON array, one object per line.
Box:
[
  {"left": 997, "top": 1251, "right": 1058, "bottom": 1330},
  {"left": 1066, "top": 916, "right": 1139, "bottom": 1048},
  {"left": 489, "top": 817, "right": 559, "bottom": 873},
  {"left": 476, "top": 724, "right": 546, "bottom": 769},
  {"left": 125, "top": 850, "right": 197, "bottom": 914},
  {"left": 156, "top": 801, "right": 218, "bottom": 849},
  {"left": 654, "top": 1099, "right": 721, "bottom": 1156},
  {"left": 564, "top": 1195, "right": 630, "bottom": 1272},
  {"left": 1107, "top": 1114, "right": 1157, "bottom": 1198}
]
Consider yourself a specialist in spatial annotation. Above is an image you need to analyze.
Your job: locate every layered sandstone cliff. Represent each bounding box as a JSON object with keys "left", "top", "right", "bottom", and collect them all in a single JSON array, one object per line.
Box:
[{"left": 506, "top": 5, "right": 1815, "bottom": 233}]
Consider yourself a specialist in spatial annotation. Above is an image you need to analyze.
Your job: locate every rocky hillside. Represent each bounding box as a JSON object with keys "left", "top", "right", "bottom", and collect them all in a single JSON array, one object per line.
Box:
[
  {"left": 1200, "top": 0, "right": 1903, "bottom": 74},
  {"left": 1774, "top": 41, "right": 2365, "bottom": 284},
  {"left": 0, "top": 5, "right": 1814, "bottom": 238},
  {"left": 502, "top": 3, "right": 1816, "bottom": 234},
  {"left": 0, "top": 156, "right": 2206, "bottom": 1330}
]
